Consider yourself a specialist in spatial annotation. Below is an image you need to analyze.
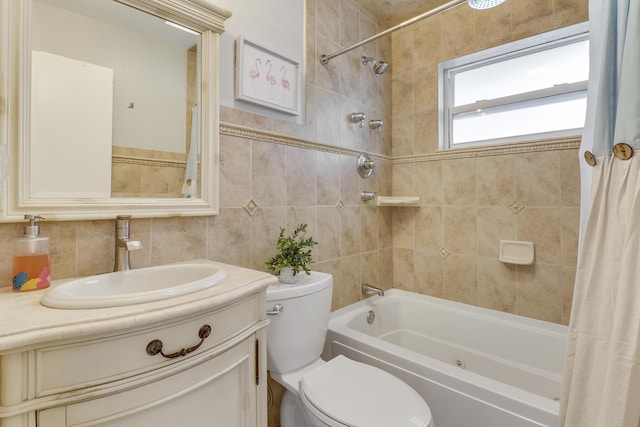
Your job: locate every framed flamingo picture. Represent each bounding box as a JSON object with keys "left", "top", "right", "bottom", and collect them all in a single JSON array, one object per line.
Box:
[{"left": 235, "top": 37, "right": 301, "bottom": 115}]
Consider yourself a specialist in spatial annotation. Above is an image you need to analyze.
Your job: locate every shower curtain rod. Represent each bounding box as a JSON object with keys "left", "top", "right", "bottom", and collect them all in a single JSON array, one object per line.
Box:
[{"left": 320, "top": 0, "right": 467, "bottom": 65}]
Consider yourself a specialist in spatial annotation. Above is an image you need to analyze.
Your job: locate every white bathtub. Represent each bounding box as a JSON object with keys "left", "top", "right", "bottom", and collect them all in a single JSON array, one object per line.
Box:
[{"left": 323, "top": 290, "right": 567, "bottom": 427}]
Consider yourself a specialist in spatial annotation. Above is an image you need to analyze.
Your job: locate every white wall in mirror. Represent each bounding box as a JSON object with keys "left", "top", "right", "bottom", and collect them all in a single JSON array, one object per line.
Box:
[
  {"left": 213, "top": 0, "right": 304, "bottom": 123},
  {"left": 0, "top": 0, "right": 231, "bottom": 222},
  {"left": 33, "top": 0, "right": 195, "bottom": 153}
]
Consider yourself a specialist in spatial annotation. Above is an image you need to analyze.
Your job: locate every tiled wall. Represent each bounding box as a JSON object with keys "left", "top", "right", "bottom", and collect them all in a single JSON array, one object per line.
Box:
[
  {"left": 389, "top": 0, "right": 588, "bottom": 325},
  {"left": 0, "top": 0, "right": 392, "bottom": 314}
]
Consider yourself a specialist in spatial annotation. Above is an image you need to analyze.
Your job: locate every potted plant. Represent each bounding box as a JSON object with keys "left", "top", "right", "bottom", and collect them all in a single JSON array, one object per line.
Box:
[{"left": 265, "top": 224, "right": 318, "bottom": 284}]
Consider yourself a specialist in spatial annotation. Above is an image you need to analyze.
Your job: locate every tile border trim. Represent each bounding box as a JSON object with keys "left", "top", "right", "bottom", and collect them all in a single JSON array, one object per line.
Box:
[{"left": 219, "top": 122, "right": 580, "bottom": 165}]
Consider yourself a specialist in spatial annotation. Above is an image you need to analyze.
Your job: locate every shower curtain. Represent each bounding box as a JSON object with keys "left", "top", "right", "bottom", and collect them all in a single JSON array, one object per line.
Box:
[{"left": 559, "top": 0, "right": 640, "bottom": 426}]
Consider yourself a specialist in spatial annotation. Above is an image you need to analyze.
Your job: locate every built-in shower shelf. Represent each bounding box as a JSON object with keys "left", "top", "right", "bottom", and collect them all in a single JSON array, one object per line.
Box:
[{"left": 376, "top": 196, "right": 420, "bottom": 207}]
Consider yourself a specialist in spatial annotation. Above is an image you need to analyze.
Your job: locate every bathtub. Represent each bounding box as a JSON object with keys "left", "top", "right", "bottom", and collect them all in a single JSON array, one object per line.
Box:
[{"left": 323, "top": 290, "right": 567, "bottom": 427}]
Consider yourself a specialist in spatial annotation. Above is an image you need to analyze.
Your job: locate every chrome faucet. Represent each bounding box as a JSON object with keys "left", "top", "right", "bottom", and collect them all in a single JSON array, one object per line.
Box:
[
  {"left": 362, "top": 284, "right": 385, "bottom": 297},
  {"left": 114, "top": 215, "right": 143, "bottom": 272}
]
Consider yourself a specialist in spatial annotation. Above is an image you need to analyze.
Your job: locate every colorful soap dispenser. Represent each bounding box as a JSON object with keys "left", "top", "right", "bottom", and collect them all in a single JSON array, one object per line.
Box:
[{"left": 12, "top": 214, "right": 51, "bottom": 292}]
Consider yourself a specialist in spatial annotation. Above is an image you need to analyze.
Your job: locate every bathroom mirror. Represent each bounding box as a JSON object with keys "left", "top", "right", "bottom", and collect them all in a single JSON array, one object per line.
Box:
[{"left": 0, "top": 0, "right": 231, "bottom": 221}]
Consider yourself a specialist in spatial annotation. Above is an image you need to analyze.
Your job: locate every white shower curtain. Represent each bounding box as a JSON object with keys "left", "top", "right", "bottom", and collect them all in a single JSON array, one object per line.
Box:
[{"left": 559, "top": 0, "right": 640, "bottom": 426}]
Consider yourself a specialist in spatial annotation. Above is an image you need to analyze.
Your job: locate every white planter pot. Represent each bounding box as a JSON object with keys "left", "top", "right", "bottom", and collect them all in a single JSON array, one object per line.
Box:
[{"left": 278, "top": 267, "right": 301, "bottom": 284}]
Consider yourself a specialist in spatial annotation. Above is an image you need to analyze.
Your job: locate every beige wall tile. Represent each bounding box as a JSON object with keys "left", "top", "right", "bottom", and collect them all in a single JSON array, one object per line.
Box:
[
  {"left": 512, "top": 0, "right": 555, "bottom": 40},
  {"left": 392, "top": 207, "right": 416, "bottom": 249},
  {"left": 378, "top": 207, "right": 393, "bottom": 249},
  {"left": 517, "top": 264, "right": 563, "bottom": 323},
  {"left": 150, "top": 217, "right": 207, "bottom": 266},
  {"left": 77, "top": 220, "right": 114, "bottom": 276},
  {"left": 441, "top": 5, "right": 477, "bottom": 59},
  {"left": 443, "top": 255, "right": 477, "bottom": 304},
  {"left": 393, "top": 248, "right": 415, "bottom": 290},
  {"left": 361, "top": 207, "right": 379, "bottom": 252},
  {"left": 340, "top": 155, "right": 362, "bottom": 205},
  {"left": 412, "top": 16, "right": 442, "bottom": 69},
  {"left": 250, "top": 207, "right": 287, "bottom": 272},
  {"left": 415, "top": 206, "right": 443, "bottom": 252},
  {"left": 414, "top": 249, "right": 443, "bottom": 297},
  {"left": 316, "top": 151, "right": 341, "bottom": 206},
  {"left": 555, "top": 0, "right": 589, "bottom": 27},
  {"left": 515, "top": 151, "right": 561, "bottom": 207},
  {"left": 413, "top": 109, "right": 439, "bottom": 154},
  {"left": 46, "top": 221, "right": 77, "bottom": 280},
  {"left": 252, "top": 140, "right": 287, "bottom": 206},
  {"left": 361, "top": 250, "right": 379, "bottom": 290},
  {"left": 475, "top": 3, "right": 512, "bottom": 48},
  {"left": 317, "top": 206, "right": 341, "bottom": 261},
  {"left": 340, "top": 205, "right": 361, "bottom": 256},
  {"left": 219, "top": 135, "right": 251, "bottom": 208},
  {"left": 378, "top": 247, "right": 394, "bottom": 290},
  {"left": 560, "top": 149, "right": 581, "bottom": 207},
  {"left": 339, "top": 0, "right": 360, "bottom": 47},
  {"left": 415, "top": 161, "right": 443, "bottom": 206},
  {"left": 392, "top": 163, "right": 415, "bottom": 196},
  {"left": 477, "top": 155, "right": 515, "bottom": 206},
  {"left": 443, "top": 158, "right": 476, "bottom": 206},
  {"left": 208, "top": 208, "right": 252, "bottom": 268},
  {"left": 287, "top": 147, "right": 318, "bottom": 206},
  {"left": 477, "top": 206, "right": 516, "bottom": 258},
  {"left": 443, "top": 206, "right": 477, "bottom": 255},
  {"left": 516, "top": 207, "right": 561, "bottom": 264},
  {"left": 340, "top": 254, "right": 362, "bottom": 306},
  {"left": 315, "top": 259, "right": 342, "bottom": 310},
  {"left": 477, "top": 257, "right": 517, "bottom": 313},
  {"left": 316, "top": 0, "right": 340, "bottom": 43}
]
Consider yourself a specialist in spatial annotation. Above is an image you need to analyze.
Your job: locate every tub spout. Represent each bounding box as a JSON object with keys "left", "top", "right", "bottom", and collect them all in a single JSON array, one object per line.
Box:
[{"left": 362, "top": 284, "right": 384, "bottom": 297}]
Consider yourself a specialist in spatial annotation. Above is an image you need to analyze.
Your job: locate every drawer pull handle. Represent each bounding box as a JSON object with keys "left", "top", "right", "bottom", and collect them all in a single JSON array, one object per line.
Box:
[{"left": 146, "top": 324, "right": 212, "bottom": 359}]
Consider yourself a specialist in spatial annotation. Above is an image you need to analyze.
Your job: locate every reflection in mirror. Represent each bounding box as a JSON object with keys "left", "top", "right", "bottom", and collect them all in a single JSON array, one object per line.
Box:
[
  {"left": 0, "top": 0, "right": 229, "bottom": 221},
  {"left": 31, "top": 0, "right": 200, "bottom": 199}
]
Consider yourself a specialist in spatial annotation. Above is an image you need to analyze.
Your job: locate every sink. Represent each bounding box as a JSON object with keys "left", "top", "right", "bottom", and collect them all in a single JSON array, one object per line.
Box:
[{"left": 41, "top": 261, "right": 228, "bottom": 309}]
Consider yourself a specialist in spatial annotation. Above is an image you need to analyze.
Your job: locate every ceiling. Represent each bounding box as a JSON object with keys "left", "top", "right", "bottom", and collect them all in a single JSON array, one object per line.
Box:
[{"left": 356, "top": 0, "right": 455, "bottom": 28}]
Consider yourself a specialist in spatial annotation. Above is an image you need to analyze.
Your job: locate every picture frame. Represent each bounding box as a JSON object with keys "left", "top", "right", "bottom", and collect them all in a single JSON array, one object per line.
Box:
[{"left": 235, "top": 37, "right": 301, "bottom": 115}]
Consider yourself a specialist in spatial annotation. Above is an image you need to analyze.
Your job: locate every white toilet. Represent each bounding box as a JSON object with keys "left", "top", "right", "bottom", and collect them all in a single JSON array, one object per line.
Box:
[{"left": 266, "top": 271, "right": 434, "bottom": 427}]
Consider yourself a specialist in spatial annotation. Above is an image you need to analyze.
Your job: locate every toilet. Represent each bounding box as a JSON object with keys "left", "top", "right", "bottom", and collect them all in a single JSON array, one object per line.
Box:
[{"left": 266, "top": 271, "right": 434, "bottom": 427}]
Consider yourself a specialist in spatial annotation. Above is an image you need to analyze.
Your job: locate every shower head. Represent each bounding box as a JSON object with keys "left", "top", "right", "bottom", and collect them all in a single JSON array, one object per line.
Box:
[
  {"left": 362, "top": 56, "right": 388, "bottom": 75},
  {"left": 467, "top": 0, "right": 506, "bottom": 9}
]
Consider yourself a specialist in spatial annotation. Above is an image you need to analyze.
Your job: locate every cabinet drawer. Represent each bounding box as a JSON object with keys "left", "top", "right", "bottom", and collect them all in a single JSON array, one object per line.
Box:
[
  {"left": 35, "top": 295, "right": 259, "bottom": 397},
  {"left": 38, "top": 334, "right": 258, "bottom": 427}
]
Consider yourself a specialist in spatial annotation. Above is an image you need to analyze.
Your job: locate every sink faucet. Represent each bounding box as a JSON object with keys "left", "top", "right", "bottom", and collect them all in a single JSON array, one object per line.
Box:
[
  {"left": 114, "top": 215, "right": 143, "bottom": 272},
  {"left": 362, "top": 284, "right": 384, "bottom": 297}
]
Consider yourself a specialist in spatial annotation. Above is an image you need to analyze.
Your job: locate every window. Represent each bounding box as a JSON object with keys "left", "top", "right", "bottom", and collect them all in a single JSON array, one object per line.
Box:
[{"left": 439, "top": 23, "right": 589, "bottom": 149}]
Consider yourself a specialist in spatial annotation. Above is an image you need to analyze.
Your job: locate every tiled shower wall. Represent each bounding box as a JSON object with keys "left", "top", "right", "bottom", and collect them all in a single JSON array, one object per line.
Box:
[{"left": 390, "top": 0, "right": 588, "bottom": 324}]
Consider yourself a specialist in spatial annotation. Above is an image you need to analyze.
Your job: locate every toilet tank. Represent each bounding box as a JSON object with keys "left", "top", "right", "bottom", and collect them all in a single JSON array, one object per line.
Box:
[{"left": 266, "top": 272, "right": 333, "bottom": 374}]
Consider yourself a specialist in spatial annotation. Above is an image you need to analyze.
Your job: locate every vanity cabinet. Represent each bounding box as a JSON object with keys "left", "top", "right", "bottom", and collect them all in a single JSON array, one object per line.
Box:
[{"left": 0, "top": 291, "right": 269, "bottom": 427}]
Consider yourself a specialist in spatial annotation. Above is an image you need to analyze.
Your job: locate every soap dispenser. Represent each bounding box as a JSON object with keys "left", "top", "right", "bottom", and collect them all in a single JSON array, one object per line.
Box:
[{"left": 12, "top": 214, "right": 51, "bottom": 292}]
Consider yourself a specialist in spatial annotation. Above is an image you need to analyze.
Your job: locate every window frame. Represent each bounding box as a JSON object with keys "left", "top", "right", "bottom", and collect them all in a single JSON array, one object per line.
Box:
[{"left": 438, "top": 22, "right": 589, "bottom": 150}]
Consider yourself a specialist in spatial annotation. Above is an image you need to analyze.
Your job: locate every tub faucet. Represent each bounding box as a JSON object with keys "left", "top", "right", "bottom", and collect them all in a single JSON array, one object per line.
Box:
[
  {"left": 362, "top": 284, "right": 384, "bottom": 297},
  {"left": 114, "top": 215, "right": 143, "bottom": 272}
]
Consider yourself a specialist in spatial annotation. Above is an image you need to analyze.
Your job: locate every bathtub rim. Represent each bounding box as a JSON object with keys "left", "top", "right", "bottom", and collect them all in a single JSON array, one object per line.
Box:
[{"left": 325, "top": 289, "right": 567, "bottom": 422}]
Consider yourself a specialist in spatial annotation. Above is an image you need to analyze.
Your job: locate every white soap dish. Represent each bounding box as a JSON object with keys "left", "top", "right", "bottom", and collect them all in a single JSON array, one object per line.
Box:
[{"left": 499, "top": 240, "right": 535, "bottom": 265}]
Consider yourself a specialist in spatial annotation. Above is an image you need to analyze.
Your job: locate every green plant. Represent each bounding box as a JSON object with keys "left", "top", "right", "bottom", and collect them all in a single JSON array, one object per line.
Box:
[{"left": 265, "top": 224, "right": 317, "bottom": 276}]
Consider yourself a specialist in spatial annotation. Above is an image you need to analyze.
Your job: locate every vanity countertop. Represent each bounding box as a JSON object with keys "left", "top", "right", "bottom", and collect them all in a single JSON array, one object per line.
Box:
[{"left": 0, "top": 260, "right": 278, "bottom": 352}]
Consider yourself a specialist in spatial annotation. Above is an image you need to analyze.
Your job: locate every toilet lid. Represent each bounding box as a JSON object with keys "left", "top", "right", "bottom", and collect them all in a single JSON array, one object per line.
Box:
[{"left": 300, "top": 355, "right": 433, "bottom": 427}]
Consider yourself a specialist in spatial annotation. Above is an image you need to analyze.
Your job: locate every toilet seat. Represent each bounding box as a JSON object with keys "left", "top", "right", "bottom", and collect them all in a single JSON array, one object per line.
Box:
[{"left": 300, "top": 355, "right": 434, "bottom": 427}]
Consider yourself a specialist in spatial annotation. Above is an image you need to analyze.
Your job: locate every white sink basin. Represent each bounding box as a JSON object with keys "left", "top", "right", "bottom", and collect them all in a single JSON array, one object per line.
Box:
[{"left": 41, "top": 261, "right": 228, "bottom": 309}]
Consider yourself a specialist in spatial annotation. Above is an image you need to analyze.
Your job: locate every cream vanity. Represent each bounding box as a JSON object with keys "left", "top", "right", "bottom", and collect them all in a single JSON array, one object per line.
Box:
[{"left": 0, "top": 260, "right": 276, "bottom": 426}]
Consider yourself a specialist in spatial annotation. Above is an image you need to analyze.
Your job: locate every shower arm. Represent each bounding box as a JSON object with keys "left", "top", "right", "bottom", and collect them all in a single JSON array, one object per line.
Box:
[{"left": 319, "top": 0, "right": 466, "bottom": 65}]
